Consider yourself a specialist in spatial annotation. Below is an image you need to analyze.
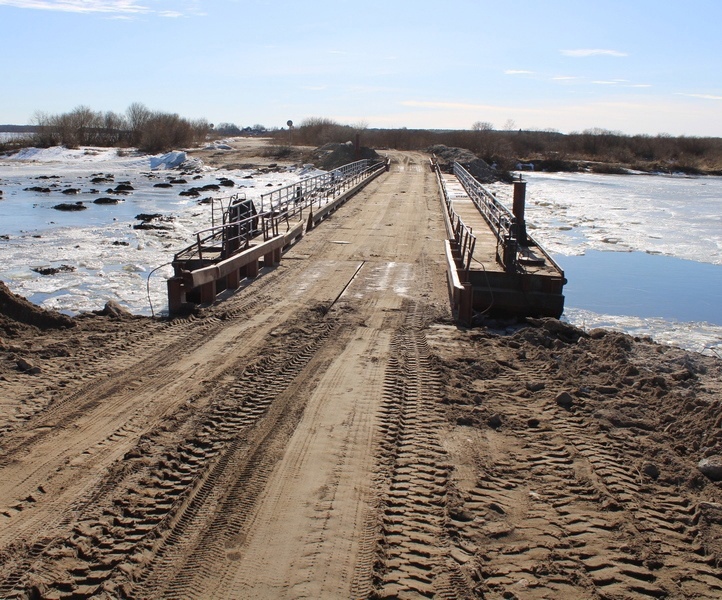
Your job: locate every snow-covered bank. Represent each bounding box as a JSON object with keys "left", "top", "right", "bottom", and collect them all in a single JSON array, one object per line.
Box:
[{"left": 0, "top": 146, "right": 316, "bottom": 316}]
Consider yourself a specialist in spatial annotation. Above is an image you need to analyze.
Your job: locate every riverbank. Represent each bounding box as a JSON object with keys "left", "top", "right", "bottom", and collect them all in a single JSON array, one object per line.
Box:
[
  {"left": 2, "top": 274, "right": 722, "bottom": 598},
  {"left": 1, "top": 150, "right": 721, "bottom": 599},
  {"left": 519, "top": 157, "right": 722, "bottom": 176}
]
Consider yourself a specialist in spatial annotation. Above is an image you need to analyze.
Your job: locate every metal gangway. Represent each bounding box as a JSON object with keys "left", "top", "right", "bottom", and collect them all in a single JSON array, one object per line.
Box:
[
  {"left": 168, "top": 158, "right": 388, "bottom": 313},
  {"left": 434, "top": 157, "right": 566, "bottom": 322},
  {"left": 177, "top": 160, "right": 383, "bottom": 266}
]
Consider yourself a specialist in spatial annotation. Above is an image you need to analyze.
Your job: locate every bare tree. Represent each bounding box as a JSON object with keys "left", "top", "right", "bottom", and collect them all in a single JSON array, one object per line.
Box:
[
  {"left": 102, "top": 111, "right": 127, "bottom": 146},
  {"left": 126, "top": 102, "right": 152, "bottom": 146},
  {"left": 472, "top": 121, "right": 493, "bottom": 131},
  {"left": 66, "top": 105, "right": 102, "bottom": 146},
  {"left": 31, "top": 111, "right": 59, "bottom": 147}
]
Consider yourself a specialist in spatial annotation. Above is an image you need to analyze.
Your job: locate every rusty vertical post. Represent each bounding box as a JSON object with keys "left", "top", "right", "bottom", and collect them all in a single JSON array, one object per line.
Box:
[
  {"left": 504, "top": 234, "right": 518, "bottom": 274},
  {"left": 263, "top": 250, "right": 275, "bottom": 268},
  {"left": 459, "top": 283, "right": 473, "bottom": 326},
  {"left": 227, "top": 268, "right": 240, "bottom": 290},
  {"left": 200, "top": 280, "right": 216, "bottom": 304},
  {"left": 245, "top": 259, "right": 259, "bottom": 278},
  {"left": 355, "top": 132, "right": 360, "bottom": 161},
  {"left": 167, "top": 277, "right": 185, "bottom": 315},
  {"left": 513, "top": 178, "right": 528, "bottom": 247}
]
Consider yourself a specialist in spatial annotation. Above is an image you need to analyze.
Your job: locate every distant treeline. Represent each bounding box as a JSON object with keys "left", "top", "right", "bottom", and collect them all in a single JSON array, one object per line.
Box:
[
  {"left": 0, "top": 124, "right": 36, "bottom": 133},
  {"left": 273, "top": 118, "right": 722, "bottom": 175},
  {"left": 27, "top": 104, "right": 210, "bottom": 153},
  {"left": 4, "top": 110, "right": 722, "bottom": 174}
]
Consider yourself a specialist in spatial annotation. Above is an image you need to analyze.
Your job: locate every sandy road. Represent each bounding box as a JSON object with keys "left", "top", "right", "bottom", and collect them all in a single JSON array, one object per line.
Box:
[
  {"left": 0, "top": 150, "right": 456, "bottom": 598},
  {"left": 2, "top": 149, "right": 722, "bottom": 600}
]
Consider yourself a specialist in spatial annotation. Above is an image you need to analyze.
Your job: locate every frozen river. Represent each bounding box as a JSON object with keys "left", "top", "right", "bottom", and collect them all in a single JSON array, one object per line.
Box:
[
  {"left": 1, "top": 148, "right": 721, "bottom": 356},
  {"left": 488, "top": 172, "right": 722, "bottom": 356},
  {"left": 0, "top": 146, "right": 312, "bottom": 318}
]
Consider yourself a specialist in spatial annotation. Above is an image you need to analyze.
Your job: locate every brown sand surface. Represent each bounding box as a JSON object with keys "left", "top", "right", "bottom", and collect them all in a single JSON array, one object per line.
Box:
[{"left": 1, "top": 147, "right": 721, "bottom": 599}]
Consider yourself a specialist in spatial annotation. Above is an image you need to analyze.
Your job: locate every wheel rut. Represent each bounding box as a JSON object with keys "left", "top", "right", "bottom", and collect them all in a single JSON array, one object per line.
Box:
[
  {"left": 369, "top": 302, "right": 474, "bottom": 599},
  {"left": 0, "top": 306, "right": 340, "bottom": 599},
  {"left": 428, "top": 322, "right": 722, "bottom": 600}
]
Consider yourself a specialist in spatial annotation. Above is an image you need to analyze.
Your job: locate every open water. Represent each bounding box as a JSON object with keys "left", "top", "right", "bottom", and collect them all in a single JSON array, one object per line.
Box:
[
  {"left": 489, "top": 172, "right": 722, "bottom": 356},
  {"left": 1, "top": 150, "right": 721, "bottom": 355}
]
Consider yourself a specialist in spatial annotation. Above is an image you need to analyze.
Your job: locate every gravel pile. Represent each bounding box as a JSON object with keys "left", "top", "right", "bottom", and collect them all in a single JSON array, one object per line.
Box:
[
  {"left": 428, "top": 144, "right": 510, "bottom": 182},
  {"left": 312, "top": 142, "right": 381, "bottom": 171}
]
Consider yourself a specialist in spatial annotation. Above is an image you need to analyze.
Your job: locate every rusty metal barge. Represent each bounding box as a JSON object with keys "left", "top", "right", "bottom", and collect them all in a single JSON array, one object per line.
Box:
[
  {"left": 435, "top": 159, "right": 566, "bottom": 323},
  {"left": 167, "top": 159, "right": 388, "bottom": 314}
]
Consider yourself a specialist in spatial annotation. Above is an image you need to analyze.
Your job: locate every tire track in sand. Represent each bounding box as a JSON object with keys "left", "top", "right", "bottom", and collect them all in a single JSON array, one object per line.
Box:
[{"left": 370, "top": 302, "right": 474, "bottom": 599}]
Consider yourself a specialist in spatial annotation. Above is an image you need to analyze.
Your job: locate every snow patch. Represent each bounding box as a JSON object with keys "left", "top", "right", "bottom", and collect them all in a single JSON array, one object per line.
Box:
[{"left": 149, "top": 151, "right": 186, "bottom": 170}]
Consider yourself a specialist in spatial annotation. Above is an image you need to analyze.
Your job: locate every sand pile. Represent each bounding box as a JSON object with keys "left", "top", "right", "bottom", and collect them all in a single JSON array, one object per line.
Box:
[
  {"left": 312, "top": 142, "right": 382, "bottom": 171},
  {"left": 0, "top": 280, "right": 75, "bottom": 337},
  {"left": 439, "top": 317, "right": 722, "bottom": 486},
  {"left": 429, "top": 144, "right": 511, "bottom": 182}
]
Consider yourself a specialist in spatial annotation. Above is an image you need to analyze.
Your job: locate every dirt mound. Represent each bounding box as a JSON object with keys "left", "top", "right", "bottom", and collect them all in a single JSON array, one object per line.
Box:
[
  {"left": 0, "top": 280, "right": 75, "bottom": 336},
  {"left": 311, "top": 142, "right": 381, "bottom": 171},
  {"left": 428, "top": 144, "right": 510, "bottom": 182},
  {"left": 439, "top": 317, "right": 722, "bottom": 486}
]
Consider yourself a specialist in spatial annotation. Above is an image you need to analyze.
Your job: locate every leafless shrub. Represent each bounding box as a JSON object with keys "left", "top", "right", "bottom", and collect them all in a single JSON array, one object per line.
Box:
[
  {"left": 272, "top": 122, "right": 722, "bottom": 174},
  {"left": 28, "top": 103, "right": 209, "bottom": 153},
  {"left": 262, "top": 145, "right": 293, "bottom": 158}
]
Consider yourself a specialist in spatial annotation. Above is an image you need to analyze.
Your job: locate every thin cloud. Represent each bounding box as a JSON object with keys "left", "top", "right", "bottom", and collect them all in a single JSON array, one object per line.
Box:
[
  {"left": 592, "top": 80, "right": 619, "bottom": 85},
  {"left": 552, "top": 76, "right": 578, "bottom": 81},
  {"left": 401, "top": 100, "right": 499, "bottom": 111},
  {"left": 0, "top": 0, "right": 149, "bottom": 13},
  {"left": 562, "top": 49, "right": 628, "bottom": 57},
  {"left": 505, "top": 70, "right": 533, "bottom": 75},
  {"left": 390, "top": 97, "right": 721, "bottom": 136},
  {"left": 0, "top": 0, "right": 201, "bottom": 16},
  {"left": 677, "top": 93, "right": 722, "bottom": 101}
]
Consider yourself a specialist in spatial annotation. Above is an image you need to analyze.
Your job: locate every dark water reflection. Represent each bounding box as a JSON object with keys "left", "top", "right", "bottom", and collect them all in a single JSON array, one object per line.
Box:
[{"left": 558, "top": 250, "right": 722, "bottom": 326}]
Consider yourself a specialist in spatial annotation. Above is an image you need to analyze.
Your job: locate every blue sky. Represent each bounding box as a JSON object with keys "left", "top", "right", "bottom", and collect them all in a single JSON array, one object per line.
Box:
[{"left": 1, "top": 0, "right": 721, "bottom": 136}]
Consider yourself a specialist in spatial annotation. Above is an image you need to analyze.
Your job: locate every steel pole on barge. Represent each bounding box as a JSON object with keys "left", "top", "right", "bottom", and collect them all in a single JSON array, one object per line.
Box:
[{"left": 513, "top": 177, "right": 528, "bottom": 247}]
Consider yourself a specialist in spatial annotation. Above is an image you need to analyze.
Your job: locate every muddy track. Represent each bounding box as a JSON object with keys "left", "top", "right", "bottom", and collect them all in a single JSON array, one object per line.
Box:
[
  {"left": 0, "top": 283, "right": 274, "bottom": 446},
  {"left": 0, "top": 304, "right": 338, "bottom": 598},
  {"left": 135, "top": 315, "right": 342, "bottom": 599},
  {"left": 370, "top": 302, "right": 474, "bottom": 599},
  {"left": 430, "top": 324, "right": 722, "bottom": 600},
  {"left": 2, "top": 148, "right": 720, "bottom": 599}
]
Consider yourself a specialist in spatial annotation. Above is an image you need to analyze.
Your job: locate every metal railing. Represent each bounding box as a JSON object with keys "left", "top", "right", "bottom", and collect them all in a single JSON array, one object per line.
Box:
[
  {"left": 176, "top": 159, "right": 387, "bottom": 263},
  {"left": 453, "top": 162, "right": 519, "bottom": 272},
  {"left": 188, "top": 211, "right": 275, "bottom": 262},
  {"left": 453, "top": 162, "right": 515, "bottom": 245},
  {"left": 435, "top": 158, "right": 476, "bottom": 272},
  {"left": 259, "top": 160, "right": 376, "bottom": 213}
]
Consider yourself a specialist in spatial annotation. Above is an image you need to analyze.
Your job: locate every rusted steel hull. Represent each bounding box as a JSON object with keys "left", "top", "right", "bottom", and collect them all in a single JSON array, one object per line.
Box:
[
  {"left": 435, "top": 158, "right": 565, "bottom": 322},
  {"left": 167, "top": 160, "right": 388, "bottom": 314}
]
